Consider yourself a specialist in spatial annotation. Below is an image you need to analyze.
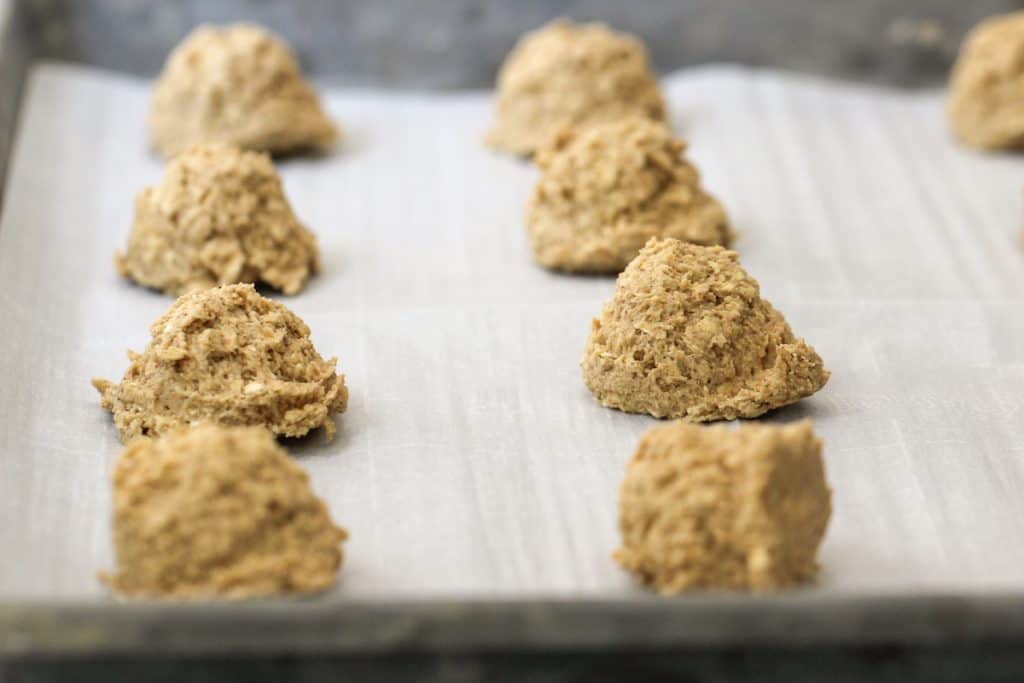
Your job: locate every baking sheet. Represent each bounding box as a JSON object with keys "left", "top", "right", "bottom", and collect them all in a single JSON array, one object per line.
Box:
[{"left": 1, "top": 62, "right": 1024, "bottom": 601}]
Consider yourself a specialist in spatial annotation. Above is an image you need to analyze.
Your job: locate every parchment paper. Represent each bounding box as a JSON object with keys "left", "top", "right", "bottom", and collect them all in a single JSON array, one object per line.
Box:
[{"left": 2, "top": 63, "right": 1024, "bottom": 601}]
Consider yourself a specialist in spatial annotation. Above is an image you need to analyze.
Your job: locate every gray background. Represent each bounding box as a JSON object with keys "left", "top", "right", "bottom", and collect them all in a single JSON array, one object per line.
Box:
[{"left": 15, "top": 0, "right": 1024, "bottom": 88}]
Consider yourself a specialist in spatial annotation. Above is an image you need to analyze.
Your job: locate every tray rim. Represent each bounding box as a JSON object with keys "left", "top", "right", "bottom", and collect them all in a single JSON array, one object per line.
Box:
[
  {"left": 0, "top": 0, "right": 33, "bottom": 211},
  {"left": 4, "top": 593, "right": 1024, "bottom": 656}
]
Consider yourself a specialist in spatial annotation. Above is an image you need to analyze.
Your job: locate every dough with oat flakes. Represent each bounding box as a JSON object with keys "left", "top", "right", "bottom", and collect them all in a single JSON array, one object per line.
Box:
[
  {"left": 527, "top": 116, "right": 731, "bottom": 273},
  {"left": 581, "top": 238, "right": 828, "bottom": 420},
  {"left": 101, "top": 423, "right": 347, "bottom": 600},
  {"left": 486, "top": 19, "right": 666, "bottom": 156},
  {"left": 948, "top": 11, "right": 1024, "bottom": 150},
  {"left": 92, "top": 284, "right": 347, "bottom": 442},
  {"left": 615, "top": 420, "right": 831, "bottom": 594},
  {"left": 150, "top": 23, "right": 338, "bottom": 157},
  {"left": 117, "top": 143, "right": 319, "bottom": 296}
]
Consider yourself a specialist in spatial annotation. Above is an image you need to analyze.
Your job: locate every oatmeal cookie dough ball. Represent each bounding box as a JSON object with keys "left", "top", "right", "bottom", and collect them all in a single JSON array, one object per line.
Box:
[
  {"left": 117, "top": 144, "right": 319, "bottom": 296},
  {"left": 486, "top": 19, "right": 666, "bottom": 156},
  {"left": 92, "top": 284, "right": 347, "bottom": 442},
  {"left": 102, "top": 424, "right": 347, "bottom": 599},
  {"left": 616, "top": 420, "right": 831, "bottom": 594},
  {"left": 582, "top": 238, "right": 828, "bottom": 421},
  {"left": 949, "top": 11, "right": 1024, "bottom": 150},
  {"left": 150, "top": 23, "right": 338, "bottom": 157},
  {"left": 527, "top": 117, "right": 731, "bottom": 273}
]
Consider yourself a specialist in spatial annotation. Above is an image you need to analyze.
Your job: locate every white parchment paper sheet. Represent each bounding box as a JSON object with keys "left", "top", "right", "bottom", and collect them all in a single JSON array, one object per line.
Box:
[{"left": 2, "top": 63, "right": 1024, "bottom": 600}]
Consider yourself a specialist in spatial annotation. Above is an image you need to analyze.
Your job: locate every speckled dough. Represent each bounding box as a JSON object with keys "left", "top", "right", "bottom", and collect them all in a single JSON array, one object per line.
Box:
[
  {"left": 948, "top": 11, "right": 1024, "bottom": 150},
  {"left": 616, "top": 420, "right": 831, "bottom": 594},
  {"left": 101, "top": 424, "right": 347, "bottom": 600},
  {"left": 92, "top": 284, "right": 347, "bottom": 442},
  {"left": 527, "top": 117, "right": 731, "bottom": 273},
  {"left": 116, "top": 144, "right": 319, "bottom": 296},
  {"left": 582, "top": 238, "right": 829, "bottom": 420},
  {"left": 150, "top": 23, "right": 338, "bottom": 157},
  {"left": 486, "top": 19, "right": 666, "bottom": 156}
]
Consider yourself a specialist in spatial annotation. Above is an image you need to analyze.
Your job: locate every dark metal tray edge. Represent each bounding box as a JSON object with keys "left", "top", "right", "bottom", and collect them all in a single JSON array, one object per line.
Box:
[{"left": 4, "top": 594, "right": 1024, "bottom": 657}]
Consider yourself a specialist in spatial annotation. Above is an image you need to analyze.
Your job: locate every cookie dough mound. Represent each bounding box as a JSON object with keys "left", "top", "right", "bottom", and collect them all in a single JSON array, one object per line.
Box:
[
  {"left": 615, "top": 420, "right": 831, "bottom": 594},
  {"left": 582, "top": 238, "right": 829, "bottom": 420},
  {"left": 117, "top": 144, "right": 318, "bottom": 296},
  {"left": 948, "top": 11, "right": 1024, "bottom": 150},
  {"left": 102, "top": 424, "right": 347, "bottom": 599},
  {"left": 527, "top": 117, "right": 731, "bottom": 273},
  {"left": 92, "top": 284, "right": 347, "bottom": 442},
  {"left": 150, "top": 23, "right": 338, "bottom": 157},
  {"left": 486, "top": 19, "right": 666, "bottom": 156}
]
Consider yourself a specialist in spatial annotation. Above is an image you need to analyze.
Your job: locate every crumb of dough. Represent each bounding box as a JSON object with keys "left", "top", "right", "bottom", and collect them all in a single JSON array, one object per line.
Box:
[
  {"left": 149, "top": 23, "right": 338, "bottom": 157},
  {"left": 948, "top": 11, "right": 1024, "bottom": 150},
  {"left": 615, "top": 420, "right": 831, "bottom": 594},
  {"left": 581, "top": 238, "right": 829, "bottom": 420},
  {"left": 116, "top": 143, "right": 319, "bottom": 296},
  {"left": 92, "top": 284, "right": 347, "bottom": 442},
  {"left": 526, "top": 117, "right": 732, "bottom": 273},
  {"left": 486, "top": 19, "right": 666, "bottom": 156},
  {"left": 100, "top": 423, "right": 347, "bottom": 600}
]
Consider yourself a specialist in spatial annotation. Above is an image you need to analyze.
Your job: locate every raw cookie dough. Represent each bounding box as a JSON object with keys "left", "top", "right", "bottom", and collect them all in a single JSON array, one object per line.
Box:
[
  {"left": 527, "top": 116, "right": 732, "bottom": 273},
  {"left": 92, "top": 284, "right": 347, "bottom": 442},
  {"left": 486, "top": 19, "right": 666, "bottom": 156},
  {"left": 101, "top": 423, "right": 347, "bottom": 599},
  {"left": 948, "top": 11, "right": 1024, "bottom": 150},
  {"left": 581, "top": 238, "right": 829, "bottom": 420},
  {"left": 149, "top": 23, "right": 338, "bottom": 157},
  {"left": 615, "top": 420, "right": 831, "bottom": 594},
  {"left": 116, "top": 143, "right": 319, "bottom": 296}
]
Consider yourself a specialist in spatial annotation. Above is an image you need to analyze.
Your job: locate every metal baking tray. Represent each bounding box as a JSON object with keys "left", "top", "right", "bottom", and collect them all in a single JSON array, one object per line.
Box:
[{"left": 4, "top": 1, "right": 1024, "bottom": 680}]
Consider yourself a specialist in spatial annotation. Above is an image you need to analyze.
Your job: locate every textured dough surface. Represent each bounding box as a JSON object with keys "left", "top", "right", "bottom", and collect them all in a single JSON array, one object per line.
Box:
[
  {"left": 92, "top": 284, "right": 347, "bottom": 442},
  {"left": 582, "top": 238, "right": 829, "bottom": 420},
  {"left": 948, "top": 11, "right": 1024, "bottom": 150},
  {"left": 116, "top": 143, "right": 319, "bottom": 296},
  {"left": 149, "top": 23, "right": 338, "bottom": 157},
  {"left": 486, "top": 19, "right": 666, "bottom": 156},
  {"left": 102, "top": 423, "right": 347, "bottom": 599},
  {"left": 527, "top": 117, "right": 731, "bottom": 273},
  {"left": 616, "top": 420, "right": 831, "bottom": 594}
]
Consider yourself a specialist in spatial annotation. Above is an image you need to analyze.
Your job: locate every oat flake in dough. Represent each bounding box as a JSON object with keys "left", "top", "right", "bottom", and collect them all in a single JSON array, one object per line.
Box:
[
  {"left": 92, "top": 284, "right": 347, "bottom": 442},
  {"left": 582, "top": 238, "right": 829, "bottom": 421},
  {"left": 116, "top": 143, "right": 319, "bottom": 296},
  {"left": 102, "top": 423, "right": 347, "bottom": 600}
]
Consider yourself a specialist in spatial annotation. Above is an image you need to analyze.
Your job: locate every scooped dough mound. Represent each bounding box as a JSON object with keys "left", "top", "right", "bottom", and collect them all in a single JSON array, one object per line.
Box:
[
  {"left": 116, "top": 143, "right": 319, "bottom": 296},
  {"left": 149, "top": 23, "right": 338, "bottom": 157},
  {"left": 581, "top": 238, "right": 829, "bottom": 420},
  {"left": 527, "top": 117, "right": 731, "bottom": 273},
  {"left": 486, "top": 19, "right": 666, "bottom": 156},
  {"left": 102, "top": 423, "right": 347, "bottom": 599},
  {"left": 92, "top": 284, "right": 347, "bottom": 442},
  {"left": 948, "top": 11, "right": 1024, "bottom": 150},
  {"left": 615, "top": 420, "right": 831, "bottom": 594}
]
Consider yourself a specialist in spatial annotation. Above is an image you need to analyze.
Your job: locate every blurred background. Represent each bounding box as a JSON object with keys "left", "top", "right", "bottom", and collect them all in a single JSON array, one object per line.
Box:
[{"left": 15, "top": 0, "right": 1024, "bottom": 88}]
